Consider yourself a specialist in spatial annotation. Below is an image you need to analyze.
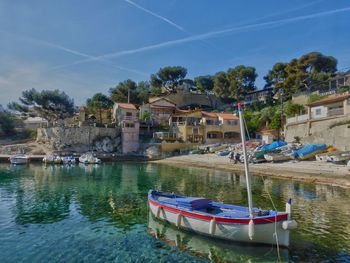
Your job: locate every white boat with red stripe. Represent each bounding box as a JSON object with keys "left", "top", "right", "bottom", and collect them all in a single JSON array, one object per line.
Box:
[
  {"left": 148, "top": 190, "right": 296, "bottom": 247},
  {"left": 148, "top": 103, "right": 297, "bottom": 247}
]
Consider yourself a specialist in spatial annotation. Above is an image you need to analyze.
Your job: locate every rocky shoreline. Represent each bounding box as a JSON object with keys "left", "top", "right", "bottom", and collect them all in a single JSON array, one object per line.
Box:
[{"left": 153, "top": 154, "right": 350, "bottom": 188}]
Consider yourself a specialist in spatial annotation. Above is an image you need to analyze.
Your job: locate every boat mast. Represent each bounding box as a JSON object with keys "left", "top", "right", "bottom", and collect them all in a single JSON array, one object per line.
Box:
[{"left": 237, "top": 103, "right": 254, "bottom": 219}]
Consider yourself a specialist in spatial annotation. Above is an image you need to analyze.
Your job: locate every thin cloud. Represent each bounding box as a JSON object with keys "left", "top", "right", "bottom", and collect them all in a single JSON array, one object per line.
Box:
[
  {"left": 122, "top": 0, "right": 190, "bottom": 34},
  {"left": 57, "top": 6, "right": 350, "bottom": 67}
]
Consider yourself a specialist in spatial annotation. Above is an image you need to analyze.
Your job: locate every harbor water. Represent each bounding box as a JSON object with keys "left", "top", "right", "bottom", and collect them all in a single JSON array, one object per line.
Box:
[{"left": 0, "top": 163, "right": 349, "bottom": 262}]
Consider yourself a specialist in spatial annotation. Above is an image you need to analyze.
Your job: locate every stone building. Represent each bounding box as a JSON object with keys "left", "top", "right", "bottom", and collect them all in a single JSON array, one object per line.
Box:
[{"left": 113, "top": 103, "right": 140, "bottom": 154}]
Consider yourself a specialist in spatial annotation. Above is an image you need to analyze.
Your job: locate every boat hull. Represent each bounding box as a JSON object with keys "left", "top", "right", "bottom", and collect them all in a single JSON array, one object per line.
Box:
[
  {"left": 10, "top": 157, "right": 28, "bottom": 165},
  {"left": 148, "top": 198, "right": 290, "bottom": 247}
]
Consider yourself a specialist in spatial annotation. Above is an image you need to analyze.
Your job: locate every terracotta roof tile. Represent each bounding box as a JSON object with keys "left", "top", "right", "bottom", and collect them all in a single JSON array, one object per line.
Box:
[
  {"left": 201, "top": 111, "right": 217, "bottom": 118},
  {"left": 117, "top": 103, "right": 137, "bottom": 110},
  {"left": 215, "top": 112, "right": 238, "bottom": 120}
]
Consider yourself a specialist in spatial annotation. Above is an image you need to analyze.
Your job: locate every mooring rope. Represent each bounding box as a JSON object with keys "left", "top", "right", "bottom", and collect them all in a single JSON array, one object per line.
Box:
[{"left": 261, "top": 176, "right": 282, "bottom": 262}]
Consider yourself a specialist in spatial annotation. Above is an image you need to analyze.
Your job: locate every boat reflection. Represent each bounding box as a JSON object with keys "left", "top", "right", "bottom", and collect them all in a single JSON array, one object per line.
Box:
[{"left": 147, "top": 212, "right": 290, "bottom": 262}]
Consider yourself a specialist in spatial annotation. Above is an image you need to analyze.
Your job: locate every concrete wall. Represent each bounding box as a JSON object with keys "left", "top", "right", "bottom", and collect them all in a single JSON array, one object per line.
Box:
[
  {"left": 121, "top": 123, "right": 140, "bottom": 154},
  {"left": 37, "top": 126, "right": 121, "bottom": 152},
  {"left": 285, "top": 115, "right": 350, "bottom": 150}
]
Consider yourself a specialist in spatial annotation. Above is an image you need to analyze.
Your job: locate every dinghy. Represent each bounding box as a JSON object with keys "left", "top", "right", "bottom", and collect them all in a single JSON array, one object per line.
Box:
[{"left": 148, "top": 103, "right": 297, "bottom": 247}]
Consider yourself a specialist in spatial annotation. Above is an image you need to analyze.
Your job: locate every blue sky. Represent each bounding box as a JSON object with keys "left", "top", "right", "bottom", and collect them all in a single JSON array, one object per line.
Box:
[{"left": 1, "top": 0, "right": 350, "bottom": 106}]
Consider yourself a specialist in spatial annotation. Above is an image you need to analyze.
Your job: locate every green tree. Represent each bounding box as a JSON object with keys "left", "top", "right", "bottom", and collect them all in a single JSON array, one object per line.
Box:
[
  {"left": 150, "top": 66, "right": 187, "bottom": 93},
  {"left": 109, "top": 79, "right": 140, "bottom": 104},
  {"left": 337, "top": 85, "right": 350, "bottom": 94},
  {"left": 243, "top": 110, "right": 261, "bottom": 136},
  {"left": 213, "top": 71, "right": 230, "bottom": 100},
  {"left": 0, "top": 112, "right": 15, "bottom": 137},
  {"left": 194, "top": 75, "right": 214, "bottom": 92},
  {"left": 8, "top": 88, "right": 75, "bottom": 121},
  {"left": 86, "top": 93, "right": 114, "bottom": 123},
  {"left": 227, "top": 65, "right": 257, "bottom": 101},
  {"left": 136, "top": 81, "right": 151, "bottom": 103},
  {"left": 264, "top": 52, "right": 337, "bottom": 100},
  {"left": 284, "top": 102, "right": 305, "bottom": 117}
]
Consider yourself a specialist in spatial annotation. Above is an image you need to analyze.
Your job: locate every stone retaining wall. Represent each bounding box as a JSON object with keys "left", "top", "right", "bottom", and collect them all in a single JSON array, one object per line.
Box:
[{"left": 36, "top": 127, "right": 121, "bottom": 152}]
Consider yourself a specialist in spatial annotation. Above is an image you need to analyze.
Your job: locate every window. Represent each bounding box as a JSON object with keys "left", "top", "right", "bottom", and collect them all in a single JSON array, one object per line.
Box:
[
  {"left": 315, "top": 108, "right": 321, "bottom": 115},
  {"left": 227, "top": 120, "right": 238, "bottom": 125},
  {"left": 193, "top": 127, "right": 199, "bottom": 134},
  {"left": 124, "top": 122, "right": 135, "bottom": 128},
  {"left": 126, "top": 112, "right": 132, "bottom": 116}
]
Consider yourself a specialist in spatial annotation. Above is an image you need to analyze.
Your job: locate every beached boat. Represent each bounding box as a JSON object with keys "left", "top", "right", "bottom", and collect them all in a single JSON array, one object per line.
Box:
[
  {"left": 292, "top": 144, "right": 327, "bottom": 160},
  {"left": 328, "top": 151, "right": 350, "bottom": 163},
  {"left": 9, "top": 154, "right": 29, "bottom": 165},
  {"left": 148, "top": 103, "right": 297, "bottom": 247},
  {"left": 79, "top": 152, "right": 101, "bottom": 164},
  {"left": 216, "top": 149, "right": 231, "bottom": 156},
  {"left": 316, "top": 152, "right": 337, "bottom": 162},
  {"left": 264, "top": 153, "right": 293, "bottom": 162}
]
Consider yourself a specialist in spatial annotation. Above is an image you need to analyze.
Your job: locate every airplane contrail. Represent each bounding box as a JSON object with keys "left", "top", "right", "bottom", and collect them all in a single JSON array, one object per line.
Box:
[
  {"left": 55, "top": 6, "right": 350, "bottom": 68},
  {"left": 122, "top": 0, "right": 190, "bottom": 34},
  {"left": 0, "top": 29, "right": 148, "bottom": 77}
]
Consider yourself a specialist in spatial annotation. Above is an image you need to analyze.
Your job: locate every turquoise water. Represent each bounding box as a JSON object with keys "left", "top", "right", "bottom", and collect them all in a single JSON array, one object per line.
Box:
[{"left": 0, "top": 163, "right": 349, "bottom": 262}]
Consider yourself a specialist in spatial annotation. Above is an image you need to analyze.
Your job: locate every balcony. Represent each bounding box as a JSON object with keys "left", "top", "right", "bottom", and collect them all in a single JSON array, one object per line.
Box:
[
  {"left": 187, "top": 134, "right": 203, "bottom": 143},
  {"left": 153, "top": 132, "right": 178, "bottom": 141},
  {"left": 286, "top": 114, "right": 309, "bottom": 124},
  {"left": 327, "top": 108, "right": 344, "bottom": 117},
  {"left": 123, "top": 116, "right": 138, "bottom": 122}
]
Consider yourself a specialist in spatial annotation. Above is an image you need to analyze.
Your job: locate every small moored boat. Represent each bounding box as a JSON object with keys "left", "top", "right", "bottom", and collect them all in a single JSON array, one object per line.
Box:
[
  {"left": 9, "top": 154, "right": 29, "bottom": 165},
  {"left": 148, "top": 190, "right": 296, "bottom": 247},
  {"left": 79, "top": 152, "right": 101, "bottom": 164}
]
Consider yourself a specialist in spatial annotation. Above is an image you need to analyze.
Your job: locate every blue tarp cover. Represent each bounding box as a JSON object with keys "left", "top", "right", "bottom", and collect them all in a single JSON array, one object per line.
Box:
[
  {"left": 292, "top": 144, "right": 327, "bottom": 157},
  {"left": 260, "top": 141, "right": 287, "bottom": 150}
]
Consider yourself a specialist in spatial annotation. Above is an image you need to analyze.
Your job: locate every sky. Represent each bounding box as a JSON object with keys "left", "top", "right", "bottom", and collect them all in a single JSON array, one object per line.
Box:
[{"left": 0, "top": 0, "right": 350, "bottom": 107}]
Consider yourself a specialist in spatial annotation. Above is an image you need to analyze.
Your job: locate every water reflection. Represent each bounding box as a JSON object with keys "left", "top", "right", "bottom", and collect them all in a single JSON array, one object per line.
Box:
[
  {"left": 148, "top": 212, "right": 290, "bottom": 262},
  {"left": 0, "top": 163, "right": 349, "bottom": 262}
]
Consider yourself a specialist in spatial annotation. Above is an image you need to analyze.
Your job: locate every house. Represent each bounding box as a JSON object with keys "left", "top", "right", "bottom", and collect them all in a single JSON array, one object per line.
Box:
[
  {"left": 285, "top": 92, "right": 350, "bottom": 146},
  {"left": 23, "top": 117, "right": 48, "bottom": 129},
  {"left": 287, "top": 93, "right": 350, "bottom": 125},
  {"left": 244, "top": 88, "right": 273, "bottom": 106},
  {"left": 162, "top": 90, "right": 222, "bottom": 110},
  {"left": 113, "top": 103, "right": 140, "bottom": 154},
  {"left": 259, "top": 128, "right": 279, "bottom": 144},
  {"left": 329, "top": 70, "right": 350, "bottom": 90},
  {"left": 307, "top": 93, "right": 350, "bottom": 119},
  {"left": 166, "top": 109, "right": 240, "bottom": 144},
  {"left": 139, "top": 97, "right": 176, "bottom": 126}
]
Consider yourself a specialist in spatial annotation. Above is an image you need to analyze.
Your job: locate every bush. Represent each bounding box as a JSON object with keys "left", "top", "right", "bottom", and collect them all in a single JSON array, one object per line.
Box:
[
  {"left": 337, "top": 85, "right": 350, "bottom": 94},
  {"left": 307, "top": 94, "right": 327, "bottom": 103}
]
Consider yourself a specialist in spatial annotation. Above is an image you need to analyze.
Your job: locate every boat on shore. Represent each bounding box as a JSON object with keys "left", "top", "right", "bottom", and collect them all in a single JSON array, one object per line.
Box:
[
  {"left": 328, "top": 151, "right": 350, "bottom": 163},
  {"left": 148, "top": 103, "right": 297, "bottom": 247},
  {"left": 9, "top": 154, "right": 29, "bottom": 165}
]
